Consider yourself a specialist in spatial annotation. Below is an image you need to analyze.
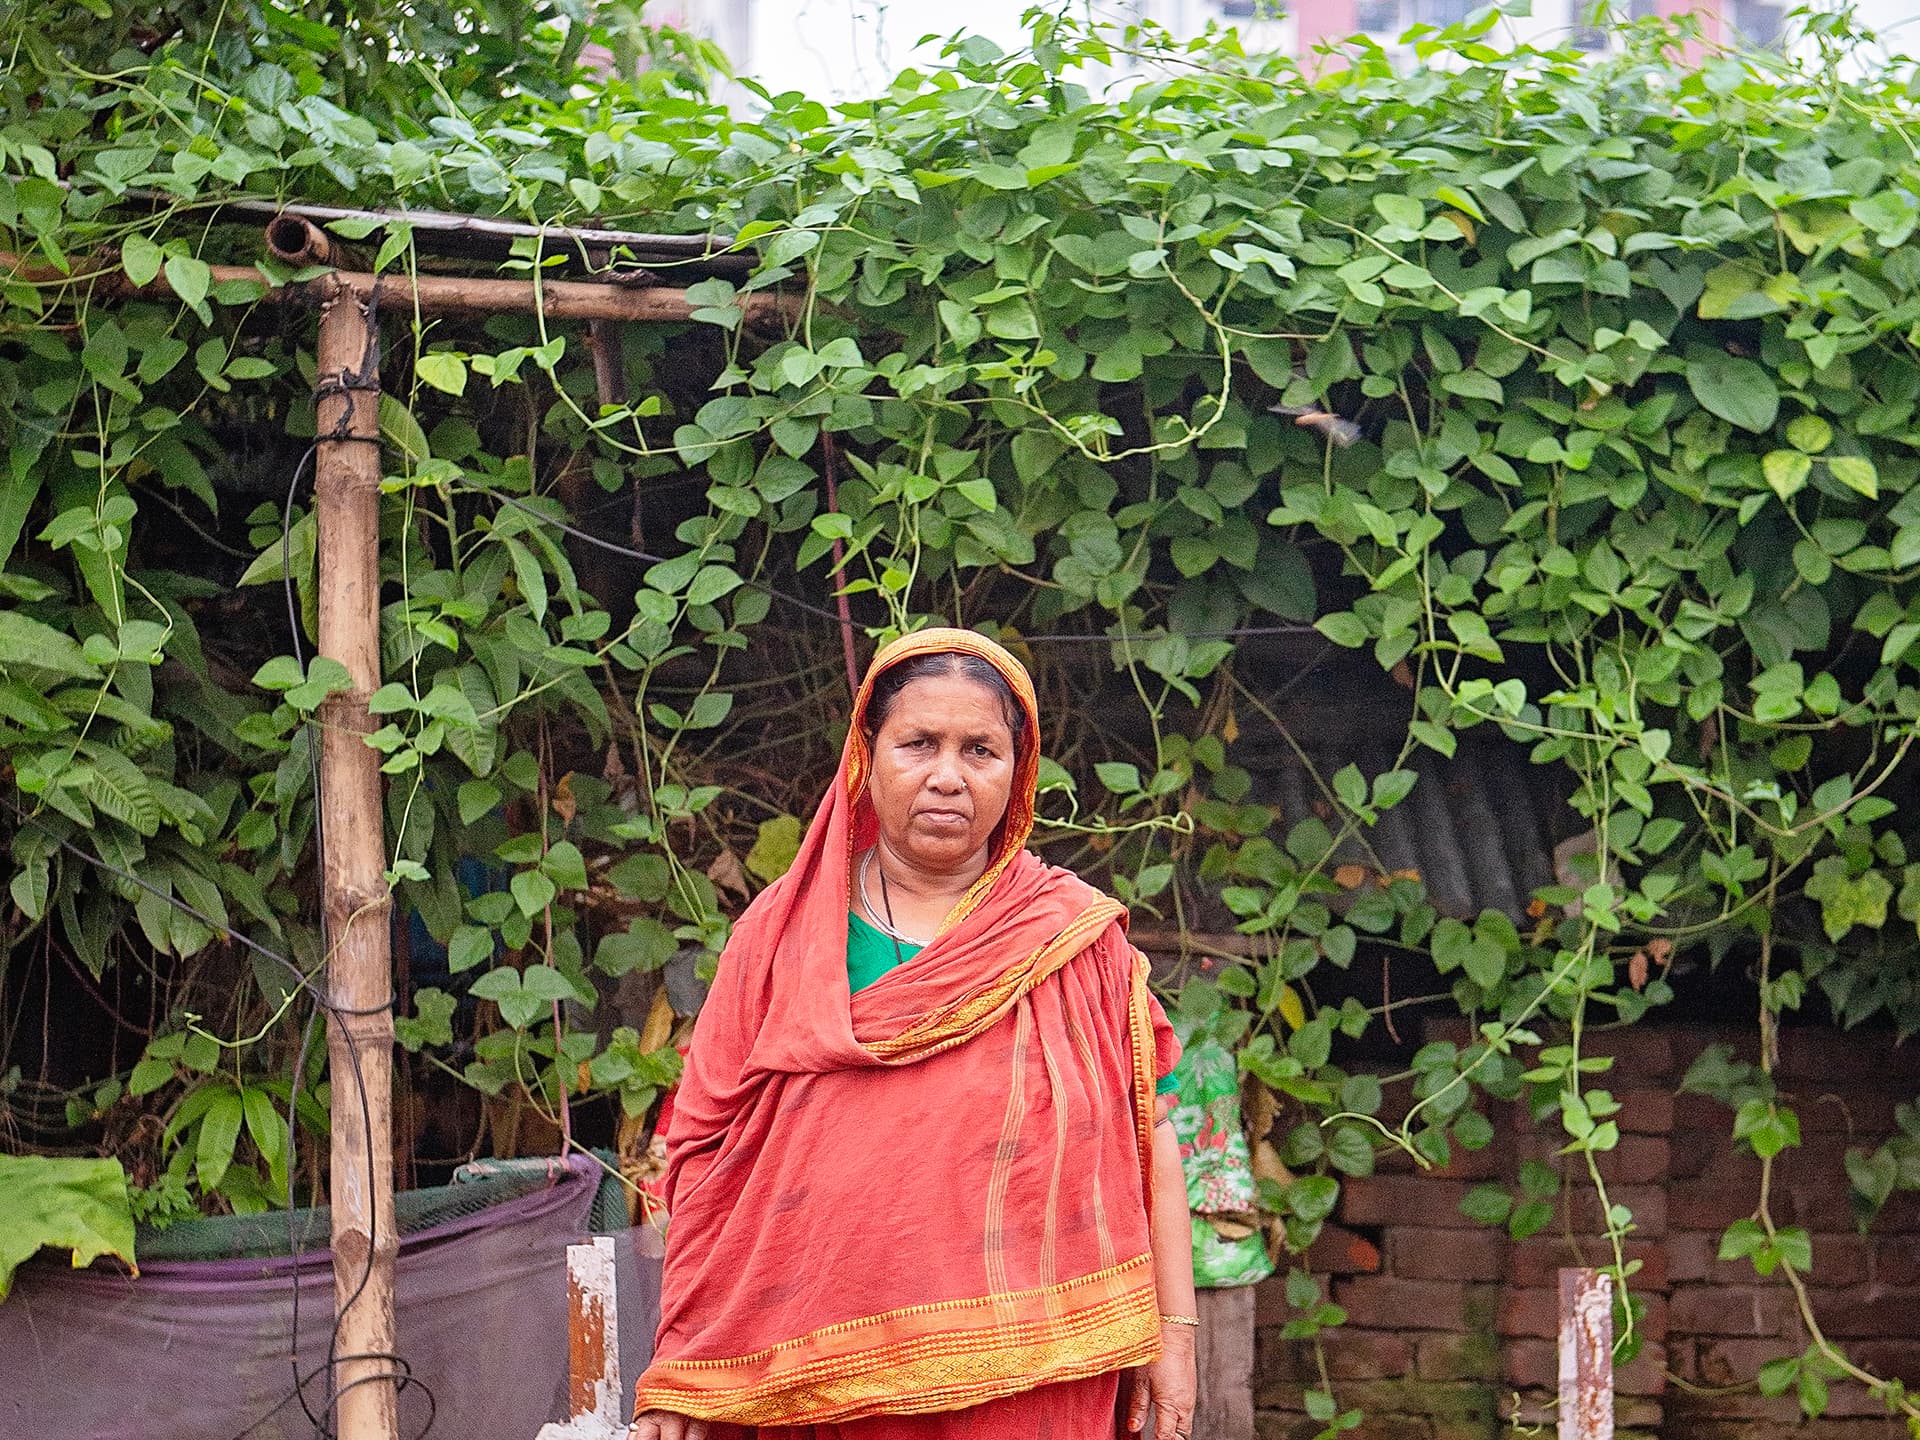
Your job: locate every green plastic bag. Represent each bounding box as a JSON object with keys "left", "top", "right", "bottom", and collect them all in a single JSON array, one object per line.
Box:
[{"left": 1165, "top": 1036, "right": 1275, "bottom": 1288}]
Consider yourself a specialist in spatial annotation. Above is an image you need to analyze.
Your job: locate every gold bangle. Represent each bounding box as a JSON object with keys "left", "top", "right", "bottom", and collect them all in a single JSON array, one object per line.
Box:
[{"left": 1159, "top": 1313, "right": 1201, "bottom": 1327}]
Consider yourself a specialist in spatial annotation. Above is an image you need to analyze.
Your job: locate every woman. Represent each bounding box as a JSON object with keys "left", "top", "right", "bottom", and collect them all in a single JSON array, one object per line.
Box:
[{"left": 628, "top": 629, "right": 1198, "bottom": 1440}]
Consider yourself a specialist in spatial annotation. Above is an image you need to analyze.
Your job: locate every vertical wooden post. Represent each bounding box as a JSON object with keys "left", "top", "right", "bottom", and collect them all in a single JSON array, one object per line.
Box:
[
  {"left": 1193, "top": 1286, "right": 1258, "bottom": 1440},
  {"left": 1558, "top": 1268, "right": 1614, "bottom": 1440},
  {"left": 538, "top": 1236, "right": 627, "bottom": 1438},
  {"left": 315, "top": 276, "right": 399, "bottom": 1440}
]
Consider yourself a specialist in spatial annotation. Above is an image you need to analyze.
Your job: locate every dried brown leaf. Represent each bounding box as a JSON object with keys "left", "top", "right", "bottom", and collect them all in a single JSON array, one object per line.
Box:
[{"left": 707, "top": 846, "right": 749, "bottom": 898}]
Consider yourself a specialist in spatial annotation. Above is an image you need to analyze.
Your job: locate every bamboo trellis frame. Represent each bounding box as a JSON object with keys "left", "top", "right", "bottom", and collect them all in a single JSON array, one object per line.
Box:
[{"left": 5, "top": 212, "right": 787, "bottom": 1440}]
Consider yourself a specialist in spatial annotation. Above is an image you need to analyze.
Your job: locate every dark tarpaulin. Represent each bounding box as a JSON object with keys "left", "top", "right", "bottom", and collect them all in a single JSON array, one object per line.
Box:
[{"left": 0, "top": 1156, "right": 661, "bottom": 1440}]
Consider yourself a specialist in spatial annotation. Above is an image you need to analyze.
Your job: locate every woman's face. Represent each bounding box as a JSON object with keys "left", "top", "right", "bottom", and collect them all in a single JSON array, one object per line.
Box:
[{"left": 866, "top": 671, "right": 1018, "bottom": 877}]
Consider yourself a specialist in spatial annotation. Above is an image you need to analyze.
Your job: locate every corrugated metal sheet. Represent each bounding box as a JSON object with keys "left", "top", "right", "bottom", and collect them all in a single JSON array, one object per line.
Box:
[{"left": 1239, "top": 735, "right": 1565, "bottom": 922}]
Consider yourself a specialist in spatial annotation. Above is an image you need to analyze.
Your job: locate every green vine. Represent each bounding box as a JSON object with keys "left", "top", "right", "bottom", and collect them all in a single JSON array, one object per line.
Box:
[{"left": 3, "top": 2, "right": 1920, "bottom": 1429}]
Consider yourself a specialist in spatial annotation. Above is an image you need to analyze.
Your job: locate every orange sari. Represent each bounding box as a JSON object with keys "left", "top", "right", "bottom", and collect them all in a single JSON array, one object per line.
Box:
[{"left": 633, "top": 629, "right": 1178, "bottom": 1436}]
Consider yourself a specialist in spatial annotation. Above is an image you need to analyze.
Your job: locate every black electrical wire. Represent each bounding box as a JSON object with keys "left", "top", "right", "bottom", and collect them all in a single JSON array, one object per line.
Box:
[
  {"left": 274, "top": 298, "right": 436, "bottom": 1440},
  {"left": 1, "top": 799, "right": 431, "bottom": 1440}
]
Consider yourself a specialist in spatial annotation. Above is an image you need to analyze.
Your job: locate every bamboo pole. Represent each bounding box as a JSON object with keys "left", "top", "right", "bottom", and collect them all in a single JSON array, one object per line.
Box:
[
  {"left": 0, "top": 250, "right": 789, "bottom": 324},
  {"left": 247, "top": 194, "right": 749, "bottom": 268},
  {"left": 314, "top": 274, "right": 399, "bottom": 1440}
]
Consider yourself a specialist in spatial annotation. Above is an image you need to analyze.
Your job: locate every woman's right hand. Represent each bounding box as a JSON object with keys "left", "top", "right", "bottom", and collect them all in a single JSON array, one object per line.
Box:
[{"left": 626, "top": 1410, "right": 708, "bottom": 1440}]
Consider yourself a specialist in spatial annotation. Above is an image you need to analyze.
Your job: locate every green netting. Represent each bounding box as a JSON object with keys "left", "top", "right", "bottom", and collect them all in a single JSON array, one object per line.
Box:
[{"left": 135, "top": 1153, "right": 631, "bottom": 1262}]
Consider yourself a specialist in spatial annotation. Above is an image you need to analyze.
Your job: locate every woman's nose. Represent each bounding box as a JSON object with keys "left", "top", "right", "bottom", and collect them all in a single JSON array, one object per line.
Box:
[{"left": 926, "top": 750, "right": 965, "bottom": 792}]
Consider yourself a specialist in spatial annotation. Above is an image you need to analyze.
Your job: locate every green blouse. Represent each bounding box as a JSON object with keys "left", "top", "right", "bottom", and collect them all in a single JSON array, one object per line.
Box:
[
  {"left": 847, "top": 908, "right": 921, "bottom": 994},
  {"left": 847, "top": 910, "right": 1178, "bottom": 1094}
]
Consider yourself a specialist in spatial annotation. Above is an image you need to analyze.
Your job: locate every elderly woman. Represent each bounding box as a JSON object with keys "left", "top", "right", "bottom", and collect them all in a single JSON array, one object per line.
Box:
[{"left": 629, "top": 629, "right": 1198, "bottom": 1440}]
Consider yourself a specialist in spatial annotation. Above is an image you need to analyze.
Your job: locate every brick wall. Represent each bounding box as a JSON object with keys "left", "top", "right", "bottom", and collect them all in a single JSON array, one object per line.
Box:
[{"left": 1252, "top": 1025, "right": 1919, "bottom": 1440}]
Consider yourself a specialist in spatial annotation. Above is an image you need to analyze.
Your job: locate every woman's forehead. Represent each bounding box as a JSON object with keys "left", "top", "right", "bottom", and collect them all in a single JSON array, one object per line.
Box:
[{"left": 878, "top": 672, "right": 1016, "bottom": 728}]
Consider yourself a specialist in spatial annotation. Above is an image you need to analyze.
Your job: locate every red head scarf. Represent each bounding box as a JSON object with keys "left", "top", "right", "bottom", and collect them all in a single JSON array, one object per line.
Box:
[{"left": 634, "top": 629, "right": 1177, "bottom": 1427}]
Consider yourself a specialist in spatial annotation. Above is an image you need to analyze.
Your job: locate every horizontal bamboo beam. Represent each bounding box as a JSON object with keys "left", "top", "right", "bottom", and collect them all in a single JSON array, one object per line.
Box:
[
  {"left": 241, "top": 194, "right": 746, "bottom": 265},
  {"left": 77, "top": 184, "right": 752, "bottom": 272},
  {"left": 0, "top": 251, "right": 787, "bottom": 325}
]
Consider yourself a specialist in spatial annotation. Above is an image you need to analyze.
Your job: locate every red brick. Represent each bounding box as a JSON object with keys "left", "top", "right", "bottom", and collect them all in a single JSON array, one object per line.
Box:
[
  {"left": 1850, "top": 1338, "right": 1920, "bottom": 1379},
  {"left": 1664, "top": 1423, "right": 1907, "bottom": 1440},
  {"left": 1616, "top": 1342, "right": 1669, "bottom": 1397},
  {"left": 1665, "top": 1230, "right": 1717, "bottom": 1282},
  {"left": 1871, "top": 1189, "right": 1920, "bottom": 1233},
  {"left": 1666, "top": 1135, "right": 1713, "bottom": 1181},
  {"left": 1775, "top": 1032, "right": 1906, "bottom": 1085},
  {"left": 1615, "top": 1396, "right": 1664, "bottom": 1428},
  {"left": 1820, "top": 1376, "right": 1920, "bottom": 1419},
  {"left": 1670, "top": 1179, "right": 1759, "bottom": 1231},
  {"left": 1413, "top": 1333, "right": 1499, "bottom": 1381},
  {"left": 1496, "top": 1286, "right": 1560, "bottom": 1340},
  {"left": 1336, "top": 1176, "right": 1480, "bottom": 1228},
  {"left": 1253, "top": 1275, "right": 1291, "bottom": 1326},
  {"left": 1677, "top": 1336, "right": 1800, "bottom": 1387},
  {"left": 1674, "top": 1091, "right": 1739, "bottom": 1133},
  {"left": 1387, "top": 1228, "right": 1507, "bottom": 1283},
  {"left": 1661, "top": 1231, "right": 1866, "bottom": 1291},
  {"left": 1501, "top": 1336, "right": 1556, "bottom": 1388},
  {"left": 1428, "top": 1142, "right": 1503, "bottom": 1181},
  {"left": 1564, "top": 1183, "right": 1667, "bottom": 1238},
  {"left": 1311, "top": 1418, "right": 1432, "bottom": 1440},
  {"left": 1507, "top": 1238, "right": 1668, "bottom": 1291},
  {"left": 1614, "top": 1088, "right": 1676, "bottom": 1135},
  {"left": 1872, "top": 1239, "right": 1920, "bottom": 1287},
  {"left": 1668, "top": 1282, "right": 1801, "bottom": 1337},
  {"left": 1594, "top": 1134, "right": 1671, "bottom": 1186},
  {"left": 1670, "top": 1390, "right": 1812, "bottom": 1423},
  {"left": 1330, "top": 1380, "right": 1503, "bottom": 1422},
  {"left": 1687, "top": 1334, "right": 1916, "bottom": 1415},
  {"left": 1583, "top": 1028, "right": 1680, "bottom": 1077},
  {"left": 1510, "top": 1394, "right": 1664, "bottom": 1430},
  {"left": 1626, "top": 1292, "right": 1670, "bottom": 1343},
  {"left": 1779, "top": 1177, "right": 1875, "bottom": 1232},
  {"left": 1505, "top": 1337, "right": 1666, "bottom": 1396},
  {"left": 1809, "top": 1287, "right": 1920, "bottom": 1339},
  {"left": 1805, "top": 1233, "right": 1873, "bottom": 1286},
  {"left": 1255, "top": 1328, "right": 1411, "bottom": 1385},
  {"left": 1795, "top": 1090, "right": 1904, "bottom": 1134},
  {"left": 1307, "top": 1223, "right": 1383, "bottom": 1276},
  {"left": 1676, "top": 1137, "right": 1765, "bottom": 1191},
  {"left": 1330, "top": 1276, "right": 1492, "bottom": 1331},
  {"left": 1499, "top": 1284, "right": 1667, "bottom": 1343}
]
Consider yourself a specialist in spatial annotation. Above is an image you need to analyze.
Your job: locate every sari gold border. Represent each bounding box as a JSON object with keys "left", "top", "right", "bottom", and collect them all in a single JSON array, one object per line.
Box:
[
  {"left": 864, "top": 899, "right": 1124, "bottom": 1062},
  {"left": 1127, "top": 947, "right": 1158, "bottom": 1204},
  {"left": 632, "top": 1254, "right": 1160, "bottom": 1426}
]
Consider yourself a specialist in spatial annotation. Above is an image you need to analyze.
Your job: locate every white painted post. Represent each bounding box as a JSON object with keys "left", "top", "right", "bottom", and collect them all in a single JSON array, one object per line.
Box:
[
  {"left": 1558, "top": 1267, "right": 1614, "bottom": 1440},
  {"left": 536, "top": 1236, "right": 625, "bottom": 1440}
]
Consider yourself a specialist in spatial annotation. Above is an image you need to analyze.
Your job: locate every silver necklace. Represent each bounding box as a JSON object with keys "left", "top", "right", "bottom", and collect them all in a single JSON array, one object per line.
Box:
[{"left": 858, "top": 850, "right": 932, "bottom": 946}]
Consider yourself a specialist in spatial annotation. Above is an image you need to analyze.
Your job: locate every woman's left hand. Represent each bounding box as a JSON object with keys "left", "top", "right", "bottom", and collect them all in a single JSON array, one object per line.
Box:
[{"left": 1125, "top": 1322, "right": 1198, "bottom": 1440}]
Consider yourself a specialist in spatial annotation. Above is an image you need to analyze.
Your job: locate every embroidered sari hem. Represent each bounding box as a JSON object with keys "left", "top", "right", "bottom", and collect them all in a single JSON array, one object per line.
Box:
[{"left": 634, "top": 1254, "right": 1161, "bottom": 1425}]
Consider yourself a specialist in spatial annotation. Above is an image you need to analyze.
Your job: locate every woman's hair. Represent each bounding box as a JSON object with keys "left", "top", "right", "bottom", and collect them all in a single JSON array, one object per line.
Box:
[{"left": 864, "top": 651, "right": 1028, "bottom": 754}]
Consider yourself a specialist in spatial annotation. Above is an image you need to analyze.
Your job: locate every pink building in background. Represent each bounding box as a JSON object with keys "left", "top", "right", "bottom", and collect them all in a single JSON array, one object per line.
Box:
[{"left": 1284, "top": 0, "right": 1755, "bottom": 60}]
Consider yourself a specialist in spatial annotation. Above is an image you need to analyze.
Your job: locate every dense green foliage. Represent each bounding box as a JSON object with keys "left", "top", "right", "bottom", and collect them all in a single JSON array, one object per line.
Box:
[{"left": 4, "top": 0, "right": 1920, "bottom": 1425}]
